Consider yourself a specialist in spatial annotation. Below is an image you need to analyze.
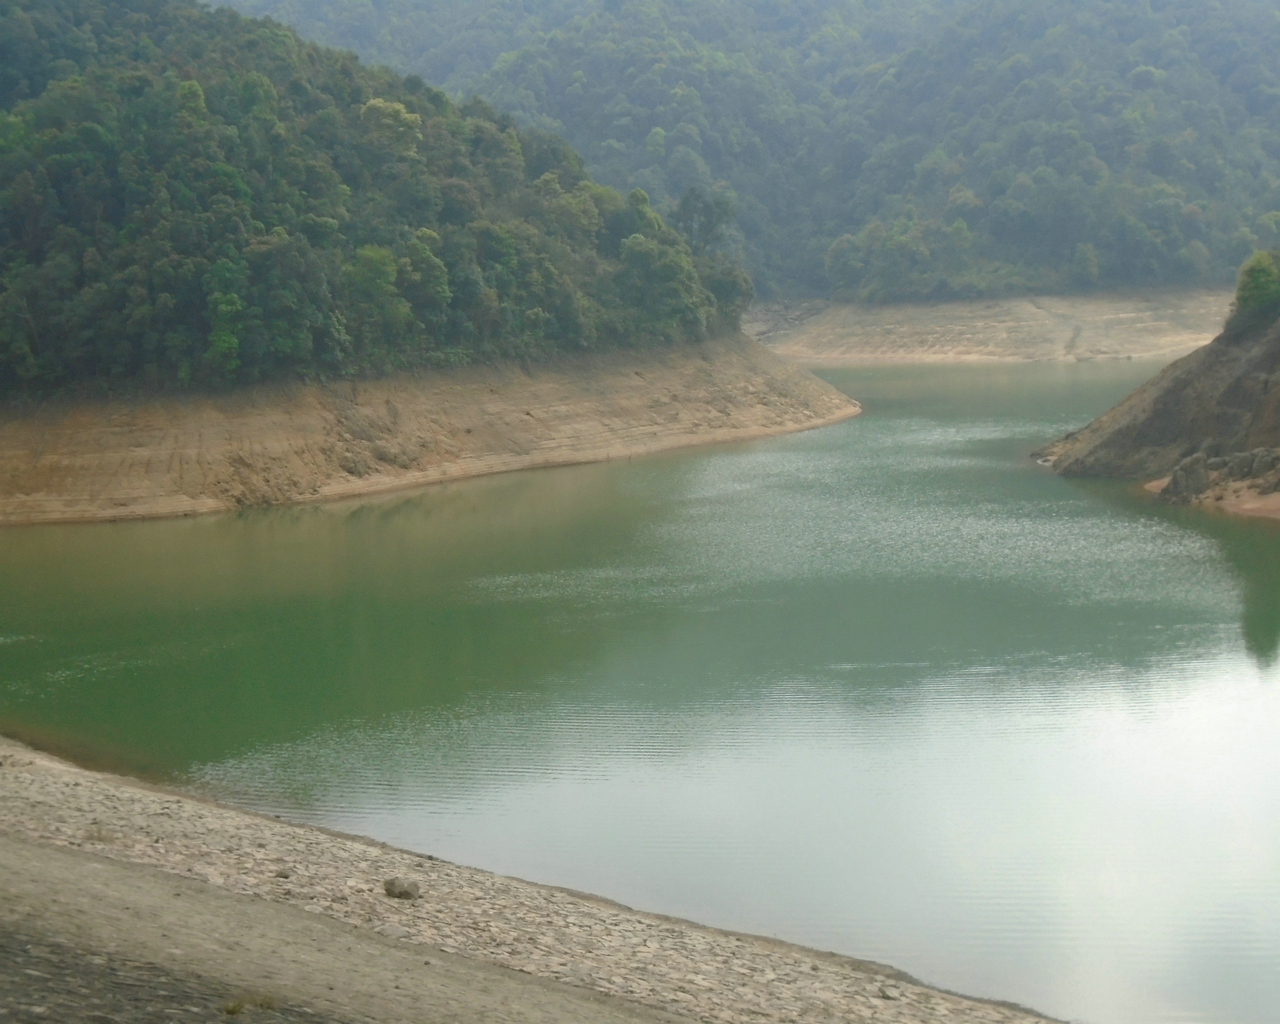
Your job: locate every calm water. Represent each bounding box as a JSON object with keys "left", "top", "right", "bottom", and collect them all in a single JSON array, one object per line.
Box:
[{"left": 2, "top": 361, "right": 1279, "bottom": 1024}]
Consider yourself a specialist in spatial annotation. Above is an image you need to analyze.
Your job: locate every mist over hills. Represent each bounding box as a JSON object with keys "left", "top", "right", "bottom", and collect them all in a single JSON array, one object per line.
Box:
[
  {"left": 0, "top": 0, "right": 748, "bottom": 395},
  {"left": 229, "top": 0, "right": 1280, "bottom": 300}
]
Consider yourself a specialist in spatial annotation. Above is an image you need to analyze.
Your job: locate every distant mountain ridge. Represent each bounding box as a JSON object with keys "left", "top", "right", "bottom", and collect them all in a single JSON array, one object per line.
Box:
[{"left": 228, "top": 0, "right": 1280, "bottom": 300}]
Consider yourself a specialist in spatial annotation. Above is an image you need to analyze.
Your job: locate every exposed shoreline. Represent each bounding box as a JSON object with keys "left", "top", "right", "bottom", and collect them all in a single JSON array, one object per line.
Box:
[
  {"left": 0, "top": 733, "right": 1054, "bottom": 1024},
  {"left": 751, "top": 290, "right": 1231, "bottom": 365},
  {"left": 0, "top": 333, "right": 858, "bottom": 527},
  {"left": 1143, "top": 475, "right": 1280, "bottom": 522}
]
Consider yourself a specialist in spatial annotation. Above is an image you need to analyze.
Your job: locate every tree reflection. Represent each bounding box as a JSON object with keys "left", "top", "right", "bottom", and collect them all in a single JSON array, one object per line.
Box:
[
  {"left": 1211, "top": 517, "right": 1280, "bottom": 664},
  {"left": 1150, "top": 501, "right": 1280, "bottom": 664},
  {"left": 1073, "top": 481, "right": 1280, "bottom": 665}
]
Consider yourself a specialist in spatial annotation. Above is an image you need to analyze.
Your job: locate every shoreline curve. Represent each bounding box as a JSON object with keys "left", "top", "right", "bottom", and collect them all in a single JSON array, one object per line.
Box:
[
  {"left": 0, "top": 333, "right": 859, "bottom": 527},
  {"left": 0, "top": 733, "right": 1057, "bottom": 1024}
]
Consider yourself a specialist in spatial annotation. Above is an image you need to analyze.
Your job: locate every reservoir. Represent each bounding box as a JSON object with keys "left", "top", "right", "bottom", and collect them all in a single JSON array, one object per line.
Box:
[{"left": 2, "top": 360, "right": 1278, "bottom": 1024}]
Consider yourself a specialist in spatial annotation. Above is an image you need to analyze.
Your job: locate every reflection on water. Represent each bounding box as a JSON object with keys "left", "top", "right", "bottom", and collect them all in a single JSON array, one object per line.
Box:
[
  {"left": 1076, "top": 478, "right": 1280, "bottom": 664},
  {"left": 1, "top": 360, "right": 1279, "bottom": 1024},
  {"left": 1213, "top": 518, "right": 1280, "bottom": 663}
]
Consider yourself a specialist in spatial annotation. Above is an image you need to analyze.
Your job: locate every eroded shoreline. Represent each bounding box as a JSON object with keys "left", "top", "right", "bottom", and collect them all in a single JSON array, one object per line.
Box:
[
  {"left": 0, "top": 735, "right": 1054, "bottom": 1024},
  {"left": 753, "top": 290, "right": 1231, "bottom": 365},
  {"left": 0, "top": 334, "right": 858, "bottom": 526}
]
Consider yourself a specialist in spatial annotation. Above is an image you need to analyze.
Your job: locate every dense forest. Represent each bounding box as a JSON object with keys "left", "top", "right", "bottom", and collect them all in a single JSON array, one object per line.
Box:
[
  {"left": 0, "top": 0, "right": 749, "bottom": 395},
  {"left": 230, "top": 0, "right": 1280, "bottom": 300}
]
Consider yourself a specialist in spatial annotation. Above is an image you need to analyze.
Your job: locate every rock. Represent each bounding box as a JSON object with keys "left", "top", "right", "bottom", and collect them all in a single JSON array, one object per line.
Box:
[
  {"left": 274, "top": 867, "right": 292, "bottom": 879},
  {"left": 1252, "top": 449, "right": 1277, "bottom": 478},
  {"left": 374, "top": 923, "right": 411, "bottom": 940},
  {"left": 1164, "top": 453, "right": 1210, "bottom": 498},
  {"left": 1207, "top": 456, "right": 1228, "bottom": 471},
  {"left": 383, "top": 877, "right": 419, "bottom": 900},
  {"left": 1227, "top": 451, "right": 1255, "bottom": 479}
]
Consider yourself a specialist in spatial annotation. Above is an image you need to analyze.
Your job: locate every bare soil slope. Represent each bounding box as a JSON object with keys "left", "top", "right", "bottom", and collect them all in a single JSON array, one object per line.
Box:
[
  {"left": 755, "top": 291, "right": 1230, "bottom": 364},
  {"left": 0, "top": 833, "right": 696, "bottom": 1024},
  {"left": 1038, "top": 317, "right": 1280, "bottom": 479},
  {"left": 0, "top": 334, "right": 857, "bottom": 525}
]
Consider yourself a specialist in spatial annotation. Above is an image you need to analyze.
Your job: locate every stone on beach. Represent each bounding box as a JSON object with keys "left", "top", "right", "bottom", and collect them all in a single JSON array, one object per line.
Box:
[
  {"left": 0, "top": 736, "right": 1052, "bottom": 1024},
  {"left": 384, "top": 877, "right": 420, "bottom": 900}
]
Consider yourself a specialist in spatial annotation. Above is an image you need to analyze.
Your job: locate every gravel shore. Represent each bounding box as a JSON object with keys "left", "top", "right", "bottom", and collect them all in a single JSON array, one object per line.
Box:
[{"left": 0, "top": 735, "right": 1054, "bottom": 1024}]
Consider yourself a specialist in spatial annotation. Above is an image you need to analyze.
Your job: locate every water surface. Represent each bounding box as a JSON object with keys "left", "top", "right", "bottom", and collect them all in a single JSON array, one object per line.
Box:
[{"left": 2, "top": 360, "right": 1278, "bottom": 1024}]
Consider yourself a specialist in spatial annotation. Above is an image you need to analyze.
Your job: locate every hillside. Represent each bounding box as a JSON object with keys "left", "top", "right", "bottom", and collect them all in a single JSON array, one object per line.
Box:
[
  {"left": 226, "top": 0, "right": 1280, "bottom": 299},
  {"left": 1039, "top": 252, "right": 1280, "bottom": 515},
  {"left": 0, "top": 0, "right": 751, "bottom": 397}
]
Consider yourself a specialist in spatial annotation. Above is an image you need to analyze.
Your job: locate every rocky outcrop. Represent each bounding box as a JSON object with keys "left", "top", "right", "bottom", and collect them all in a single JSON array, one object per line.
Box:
[
  {"left": 1037, "top": 312, "right": 1280, "bottom": 479},
  {"left": 1162, "top": 447, "right": 1280, "bottom": 501}
]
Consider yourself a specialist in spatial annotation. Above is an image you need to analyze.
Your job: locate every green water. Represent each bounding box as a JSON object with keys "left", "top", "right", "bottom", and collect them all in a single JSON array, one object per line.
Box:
[{"left": 2, "top": 360, "right": 1279, "bottom": 1024}]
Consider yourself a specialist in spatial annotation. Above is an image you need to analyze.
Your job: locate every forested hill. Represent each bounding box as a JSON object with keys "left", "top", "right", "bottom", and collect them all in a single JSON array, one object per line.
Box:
[
  {"left": 228, "top": 0, "right": 1280, "bottom": 300},
  {"left": 0, "top": 0, "right": 749, "bottom": 396}
]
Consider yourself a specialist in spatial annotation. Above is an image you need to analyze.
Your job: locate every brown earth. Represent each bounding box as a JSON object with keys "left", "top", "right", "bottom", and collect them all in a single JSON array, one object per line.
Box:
[
  {"left": 1211, "top": 485, "right": 1280, "bottom": 520},
  {"left": 753, "top": 290, "right": 1231, "bottom": 365},
  {"left": 0, "top": 834, "right": 697, "bottom": 1024},
  {"left": 1038, "top": 316, "right": 1280, "bottom": 480},
  {"left": 0, "top": 334, "right": 858, "bottom": 526},
  {"left": 1142, "top": 474, "right": 1280, "bottom": 521}
]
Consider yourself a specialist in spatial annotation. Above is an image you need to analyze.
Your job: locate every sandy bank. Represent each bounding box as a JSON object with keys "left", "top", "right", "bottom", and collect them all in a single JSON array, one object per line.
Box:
[
  {"left": 0, "top": 334, "right": 857, "bottom": 526},
  {"left": 750, "top": 290, "right": 1231, "bottom": 365},
  {"left": 1142, "top": 475, "right": 1280, "bottom": 522},
  {"left": 0, "top": 735, "right": 1053, "bottom": 1024},
  {"left": 1210, "top": 487, "right": 1280, "bottom": 520}
]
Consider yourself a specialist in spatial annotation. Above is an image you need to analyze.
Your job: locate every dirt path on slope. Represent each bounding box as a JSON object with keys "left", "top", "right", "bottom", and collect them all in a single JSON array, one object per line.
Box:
[{"left": 0, "top": 334, "right": 858, "bottom": 526}]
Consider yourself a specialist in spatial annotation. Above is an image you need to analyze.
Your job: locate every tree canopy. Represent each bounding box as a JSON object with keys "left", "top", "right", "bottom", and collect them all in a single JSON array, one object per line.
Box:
[
  {"left": 1228, "top": 249, "right": 1280, "bottom": 332},
  {"left": 226, "top": 0, "right": 1280, "bottom": 300},
  {"left": 0, "top": 0, "right": 747, "bottom": 396}
]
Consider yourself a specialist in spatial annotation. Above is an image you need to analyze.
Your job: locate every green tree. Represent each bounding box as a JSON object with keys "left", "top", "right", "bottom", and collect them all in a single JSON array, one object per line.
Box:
[
  {"left": 225, "top": 0, "right": 1280, "bottom": 299},
  {"left": 1229, "top": 250, "right": 1280, "bottom": 330},
  {"left": 673, "top": 186, "right": 735, "bottom": 257},
  {"left": 0, "top": 0, "right": 745, "bottom": 396}
]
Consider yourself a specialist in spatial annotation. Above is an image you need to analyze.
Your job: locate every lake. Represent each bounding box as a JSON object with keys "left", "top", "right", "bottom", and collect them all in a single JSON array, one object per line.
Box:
[{"left": 2, "top": 360, "right": 1278, "bottom": 1024}]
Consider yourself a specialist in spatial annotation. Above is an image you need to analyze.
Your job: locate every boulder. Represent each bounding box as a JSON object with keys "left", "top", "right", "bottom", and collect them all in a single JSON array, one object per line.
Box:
[
  {"left": 383, "top": 877, "right": 420, "bottom": 900},
  {"left": 1227, "top": 451, "right": 1255, "bottom": 479},
  {"left": 1163, "top": 453, "right": 1211, "bottom": 498},
  {"left": 1252, "top": 448, "right": 1278, "bottom": 477}
]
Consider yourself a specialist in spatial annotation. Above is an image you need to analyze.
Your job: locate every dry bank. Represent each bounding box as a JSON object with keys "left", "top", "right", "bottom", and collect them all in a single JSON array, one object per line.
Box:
[
  {"left": 0, "top": 735, "right": 1053, "bottom": 1024},
  {"left": 0, "top": 334, "right": 857, "bottom": 525}
]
